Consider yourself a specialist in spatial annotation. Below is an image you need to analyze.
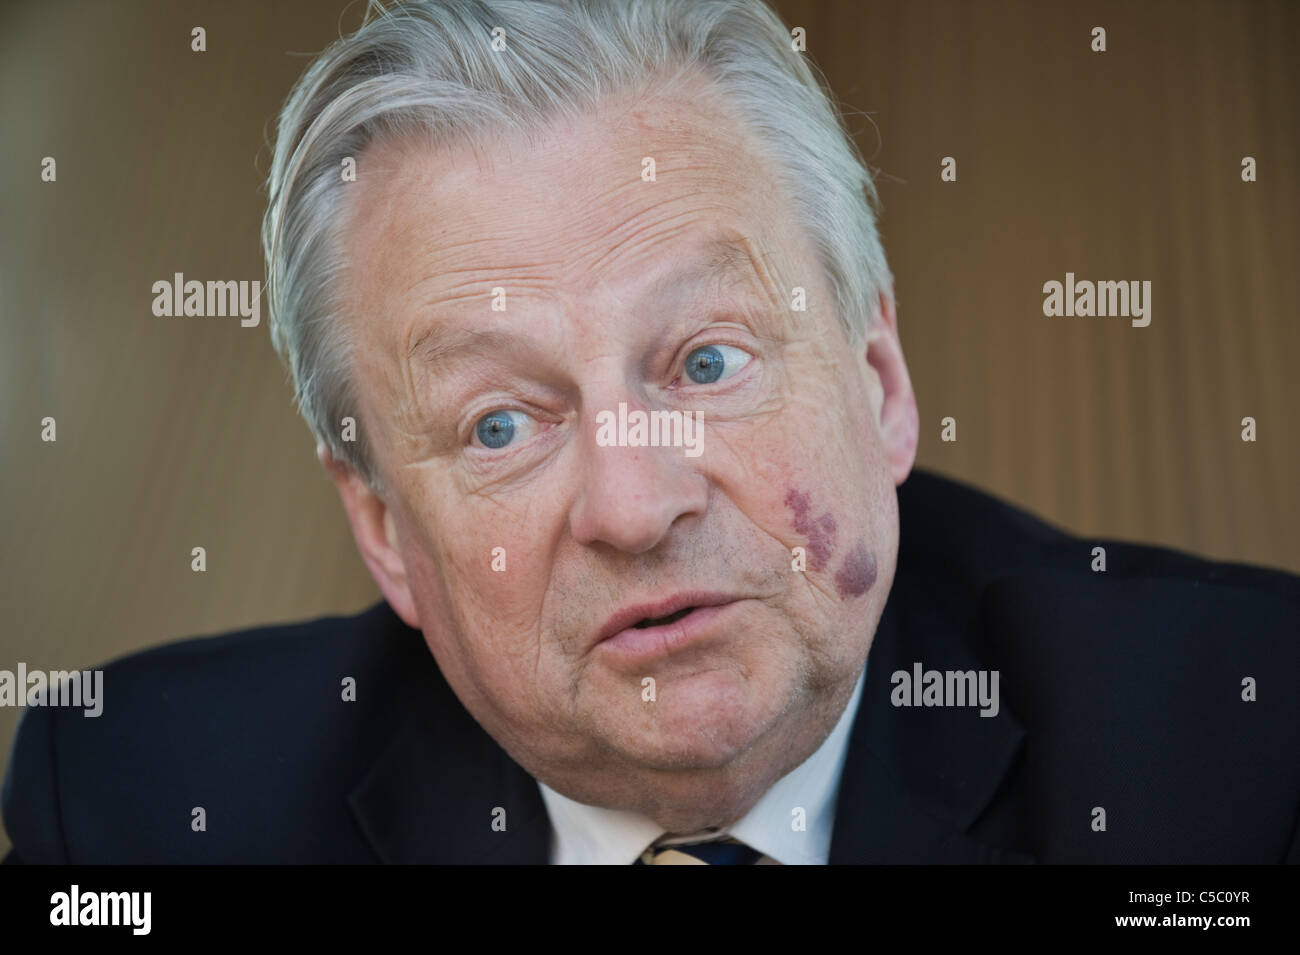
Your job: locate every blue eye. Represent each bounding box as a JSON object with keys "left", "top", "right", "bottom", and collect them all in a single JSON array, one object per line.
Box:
[
  {"left": 475, "top": 410, "right": 517, "bottom": 449},
  {"left": 684, "top": 344, "right": 750, "bottom": 384}
]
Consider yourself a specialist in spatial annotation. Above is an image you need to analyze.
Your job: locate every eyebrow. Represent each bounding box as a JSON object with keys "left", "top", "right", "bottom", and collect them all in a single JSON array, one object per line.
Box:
[
  {"left": 407, "top": 326, "right": 529, "bottom": 372},
  {"left": 641, "top": 237, "right": 756, "bottom": 306},
  {"left": 406, "top": 236, "right": 761, "bottom": 373}
]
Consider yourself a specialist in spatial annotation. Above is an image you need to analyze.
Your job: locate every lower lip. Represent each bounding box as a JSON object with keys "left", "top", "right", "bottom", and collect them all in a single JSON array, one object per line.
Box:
[{"left": 597, "top": 602, "right": 740, "bottom": 663}]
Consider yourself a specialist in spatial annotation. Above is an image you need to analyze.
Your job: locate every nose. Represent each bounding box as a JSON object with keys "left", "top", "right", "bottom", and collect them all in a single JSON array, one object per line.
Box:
[{"left": 568, "top": 398, "right": 708, "bottom": 554}]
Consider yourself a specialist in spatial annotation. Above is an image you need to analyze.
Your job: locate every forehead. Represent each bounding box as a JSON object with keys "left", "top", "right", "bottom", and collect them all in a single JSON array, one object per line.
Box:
[
  {"left": 404, "top": 235, "right": 762, "bottom": 370},
  {"left": 340, "top": 76, "right": 798, "bottom": 329}
]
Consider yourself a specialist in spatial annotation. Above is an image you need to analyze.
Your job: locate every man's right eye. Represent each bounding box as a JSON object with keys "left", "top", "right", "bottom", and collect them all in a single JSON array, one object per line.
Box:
[{"left": 473, "top": 409, "right": 532, "bottom": 449}]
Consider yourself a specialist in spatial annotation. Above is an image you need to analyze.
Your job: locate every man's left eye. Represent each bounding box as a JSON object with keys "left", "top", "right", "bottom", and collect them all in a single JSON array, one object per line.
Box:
[
  {"left": 683, "top": 344, "right": 751, "bottom": 384},
  {"left": 472, "top": 409, "right": 536, "bottom": 450}
]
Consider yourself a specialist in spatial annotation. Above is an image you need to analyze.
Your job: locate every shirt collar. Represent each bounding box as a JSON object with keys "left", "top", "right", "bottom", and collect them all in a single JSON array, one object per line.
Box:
[{"left": 538, "top": 664, "right": 867, "bottom": 864}]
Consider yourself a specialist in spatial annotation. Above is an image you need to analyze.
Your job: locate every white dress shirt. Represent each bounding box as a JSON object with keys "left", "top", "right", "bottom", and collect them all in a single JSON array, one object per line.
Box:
[{"left": 538, "top": 664, "right": 867, "bottom": 864}]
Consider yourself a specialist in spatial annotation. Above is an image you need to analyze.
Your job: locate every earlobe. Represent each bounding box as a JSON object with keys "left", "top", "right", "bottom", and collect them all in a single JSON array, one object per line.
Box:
[
  {"left": 318, "top": 444, "right": 421, "bottom": 629},
  {"left": 864, "top": 290, "right": 919, "bottom": 486}
]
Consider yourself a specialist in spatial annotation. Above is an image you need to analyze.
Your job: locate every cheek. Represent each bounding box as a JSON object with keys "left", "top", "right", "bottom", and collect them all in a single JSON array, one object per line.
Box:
[
  {"left": 833, "top": 541, "right": 878, "bottom": 599},
  {"left": 398, "top": 483, "right": 554, "bottom": 668},
  {"left": 784, "top": 486, "right": 838, "bottom": 572},
  {"left": 732, "top": 390, "right": 889, "bottom": 605},
  {"left": 403, "top": 474, "right": 544, "bottom": 592},
  {"left": 781, "top": 481, "right": 880, "bottom": 601}
]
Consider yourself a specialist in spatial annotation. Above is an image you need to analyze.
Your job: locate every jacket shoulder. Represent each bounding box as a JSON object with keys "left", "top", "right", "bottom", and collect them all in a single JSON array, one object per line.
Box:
[
  {"left": 899, "top": 469, "right": 1300, "bottom": 603},
  {"left": 897, "top": 471, "right": 1300, "bottom": 861},
  {"left": 2, "top": 601, "right": 431, "bottom": 863}
]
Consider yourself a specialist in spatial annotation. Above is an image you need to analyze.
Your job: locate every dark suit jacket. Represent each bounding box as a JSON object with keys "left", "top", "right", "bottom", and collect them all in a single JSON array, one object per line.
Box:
[{"left": 4, "top": 469, "right": 1299, "bottom": 863}]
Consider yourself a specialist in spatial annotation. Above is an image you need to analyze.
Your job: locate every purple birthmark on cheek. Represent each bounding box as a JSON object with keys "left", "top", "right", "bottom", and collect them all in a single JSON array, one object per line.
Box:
[
  {"left": 784, "top": 487, "right": 837, "bottom": 572},
  {"left": 834, "top": 542, "right": 877, "bottom": 599}
]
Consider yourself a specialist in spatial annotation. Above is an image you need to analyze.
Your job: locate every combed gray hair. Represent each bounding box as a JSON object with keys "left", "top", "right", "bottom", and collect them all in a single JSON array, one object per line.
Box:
[{"left": 262, "top": 0, "right": 892, "bottom": 488}]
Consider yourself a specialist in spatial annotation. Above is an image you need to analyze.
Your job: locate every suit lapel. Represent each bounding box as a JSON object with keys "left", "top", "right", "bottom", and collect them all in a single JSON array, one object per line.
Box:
[
  {"left": 829, "top": 582, "right": 1033, "bottom": 863},
  {"left": 347, "top": 632, "right": 549, "bottom": 864}
]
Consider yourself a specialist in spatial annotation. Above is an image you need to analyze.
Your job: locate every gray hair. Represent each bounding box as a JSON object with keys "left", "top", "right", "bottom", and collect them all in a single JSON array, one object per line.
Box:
[{"left": 262, "top": 0, "right": 892, "bottom": 488}]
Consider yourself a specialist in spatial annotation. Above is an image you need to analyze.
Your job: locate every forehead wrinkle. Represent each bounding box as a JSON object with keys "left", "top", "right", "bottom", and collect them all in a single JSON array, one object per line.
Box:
[
  {"left": 402, "top": 255, "right": 561, "bottom": 297},
  {"left": 399, "top": 223, "right": 777, "bottom": 382},
  {"left": 415, "top": 273, "right": 558, "bottom": 312},
  {"left": 578, "top": 191, "right": 718, "bottom": 276},
  {"left": 399, "top": 260, "right": 562, "bottom": 368}
]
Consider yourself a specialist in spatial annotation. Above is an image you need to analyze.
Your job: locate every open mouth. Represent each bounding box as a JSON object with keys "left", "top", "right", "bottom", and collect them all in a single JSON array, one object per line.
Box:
[
  {"left": 596, "top": 593, "right": 742, "bottom": 649},
  {"left": 630, "top": 606, "right": 695, "bottom": 629}
]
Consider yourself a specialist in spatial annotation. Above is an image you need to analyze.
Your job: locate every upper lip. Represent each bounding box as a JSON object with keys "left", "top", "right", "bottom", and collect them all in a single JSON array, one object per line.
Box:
[{"left": 596, "top": 592, "right": 740, "bottom": 644}]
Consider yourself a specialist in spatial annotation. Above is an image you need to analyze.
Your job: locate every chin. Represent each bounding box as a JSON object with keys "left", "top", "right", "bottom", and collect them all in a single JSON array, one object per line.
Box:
[{"left": 613, "top": 665, "right": 795, "bottom": 771}]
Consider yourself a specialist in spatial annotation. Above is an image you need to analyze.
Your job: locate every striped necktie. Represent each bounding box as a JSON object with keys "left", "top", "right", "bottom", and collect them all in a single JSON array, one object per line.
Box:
[{"left": 636, "top": 836, "right": 762, "bottom": 865}]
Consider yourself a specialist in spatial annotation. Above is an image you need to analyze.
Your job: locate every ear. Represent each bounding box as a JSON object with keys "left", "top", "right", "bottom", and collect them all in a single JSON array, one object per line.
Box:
[
  {"left": 864, "top": 287, "right": 919, "bottom": 486},
  {"left": 318, "top": 444, "right": 421, "bottom": 630}
]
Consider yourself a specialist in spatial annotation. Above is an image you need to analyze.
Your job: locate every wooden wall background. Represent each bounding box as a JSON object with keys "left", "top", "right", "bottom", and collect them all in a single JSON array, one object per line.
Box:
[{"left": 2, "top": 0, "right": 1296, "bottom": 855}]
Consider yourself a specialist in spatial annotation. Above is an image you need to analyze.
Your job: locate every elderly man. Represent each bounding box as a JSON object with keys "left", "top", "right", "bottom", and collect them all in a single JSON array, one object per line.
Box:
[{"left": 4, "top": 0, "right": 1299, "bottom": 865}]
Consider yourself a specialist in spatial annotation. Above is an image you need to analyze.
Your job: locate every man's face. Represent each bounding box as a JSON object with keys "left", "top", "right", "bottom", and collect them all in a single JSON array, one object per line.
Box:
[{"left": 336, "top": 73, "right": 914, "bottom": 830}]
